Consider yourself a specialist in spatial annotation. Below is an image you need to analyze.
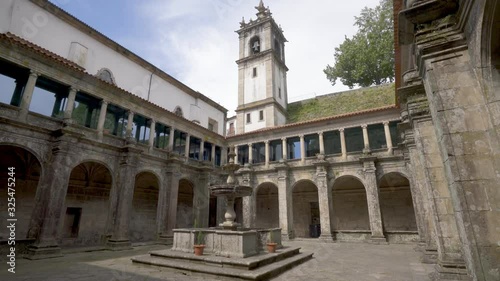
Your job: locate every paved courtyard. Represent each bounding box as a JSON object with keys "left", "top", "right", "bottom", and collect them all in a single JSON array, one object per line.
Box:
[{"left": 1, "top": 241, "right": 434, "bottom": 281}]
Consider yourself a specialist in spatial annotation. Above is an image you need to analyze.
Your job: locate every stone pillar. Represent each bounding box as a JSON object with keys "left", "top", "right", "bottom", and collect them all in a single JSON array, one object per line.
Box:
[
  {"left": 19, "top": 71, "right": 39, "bottom": 121},
  {"left": 156, "top": 174, "right": 169, "bottom": 242},
  {"left": 383, "top": 121, "right": 393, "bottom": 154},
  {"left": 339, "top": 128, "right": 347, "bottom": 159},
  {"left": 221, "top": 146, "right": 228, "bottom": 166},
  {"left": 168, "top": 127, "right": 175, "bottom": 152},
  {"left": 97, "top": 100, "right": 108, "bottom": 140},
  {"left": 276, "top": 163, "right": 293, "bottom": 240},
  {"left": 240, "top": 169, "right": 255, "bottom": 228},
  {"left": 281, "top": 137, "right": 287, "bottom": 160},
  {"left": 26, "top": 148, "right": 72, "bottom": 259},
  {"left": 63, "top": 87, "right": 77, "bottom": 123},
  {"left": 107, "top": 150, "right": 138, "bottom": 250},
  {"left": 193, "top": 172, "right": 210, "bottom": 228},
  {"left": 318, "top": 131, "right": 325, "bottom": 155},
  {"left": 299, "top": 134, "right": 305, "bottom": 162},
  {"left": 248, "top": 143, "right": 253, "bottom": 164},
  {"left": 361, "top": 156, "right": 386, "bottom": 243},
  {"left": 160, "top": 164, "right": 181, "bottom": 244},
  {"left": 234, "top": 145, "right": 239, "bottom": 164},
  {"left": 199, "top": 139, "right": 205, "bottom": 161},
  {"left": 361, "top": 124, "right": 371, "bottom": 154},
  {"left": 184, "top": 134, "right": 190, "bottom": 158},
  {"left": 264, "top": 140, "right": 270, "bottom": 168},
  {"left": 211, "top": 144, "right": 216, "bottom": 166},
  {"left": 126, "top": 111, "right": 134, "bottom": 141},
  {"left": 314, "top": 160, "right": 333, "bottom": 241},
  {"left": 148, "top": 119, "right": 156, "bottom": 149}
]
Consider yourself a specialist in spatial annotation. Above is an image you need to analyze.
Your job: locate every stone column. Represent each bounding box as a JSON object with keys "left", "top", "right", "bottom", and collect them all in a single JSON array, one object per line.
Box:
[
  {"left": 339, "top": 128, "right": 347, "bottom": 159},
  {"left": 281, "top": 137, "right": 287, "bottom": 160},
  {"left": 200, "top": 139, "right": 205, "bottom": 161},
  {"left": 63, "top": 87, "right": 77, "bottom": 123},
  {"left": 148, "top": 119, "right": 156, "bottom": 149},
  {"left": 383, "top": 121, "right": 393, "bottom": 154},
  {"left": 314, "top": 160, "right": 333, "bottom": 241},
  {"left": 126, "top": 111, "right": 134, "bottom": 141},
  {"left": 248, "top": 143, "right": 253, "bottom": 164},
  {"left": 361, "top": 124, "right": 371, "bottom": 154},
  {"left": 318, "top": 131, "right": 325, "bottom": 155},
  {"left": 264, "top": 140, "right": 270, "bottom": 168},
  {"left": 160, "top": 164, "right": 181, "bottom": 244},
  {"left": 299, "top": 134, "right": 305, "bottom": 162},
  {"left": 26, "top": 148, "right": 72, "bottom": 259},
  {"left": 193, "top": 172, "right": 210, "bottom": 228},
  {"left": 241, "top": 170, "right": 255, "bottom": 228},
  {"left": 168, "top": 127, "right": 175, "bottom": 152},
  {"left": 107, "top": 151, "right": 138, "bottom": 250},
  {"left": 97, "top": 100, "right": 108, "bottom": 139},
  {"left": 361, "top": 157, "right": 386, "bottom": 243},
  {"left": 276, "top": 163, "right": 293, "bottom": 240},
  {"left": 234, "top": 145, "right": 239, "bottom": 164},
  {"left": 211, "top": 144, "right": 216, "bottom": 166},
  {"left": 221, "top": 146, "right": 228, "bottom": 166},
  {"left": 19, "top": 71, "right": 39, "bottom": 121},
  {"left": 156, "top": 174, "right": 169, "bottom": 242},
  {"left": 184, "top": 134, "right": 190, "bottom": 159}
]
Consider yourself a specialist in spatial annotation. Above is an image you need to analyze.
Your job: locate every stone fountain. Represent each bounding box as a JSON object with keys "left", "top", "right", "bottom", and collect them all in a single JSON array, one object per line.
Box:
[
  {"left": 209, "top": 146, "right": 252, "bottom": 230},
  {"left": 132, "top": 147, "right": 312, "bottom": 280}
]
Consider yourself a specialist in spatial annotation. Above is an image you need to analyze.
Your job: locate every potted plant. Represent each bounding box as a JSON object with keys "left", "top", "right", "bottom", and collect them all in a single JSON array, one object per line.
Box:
[
  {"left": 193, "top": 230, "right": 205, "bottom": 256},
  {"left": 193, "top": 219, "right": 205, "bottom": 256},
  {"left": 266, "top": 230, "right": 277, "bottom": 253}
]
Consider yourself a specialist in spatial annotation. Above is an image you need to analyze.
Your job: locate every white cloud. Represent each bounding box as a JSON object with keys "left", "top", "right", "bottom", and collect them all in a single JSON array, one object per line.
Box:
[{"left": 136, "top": 0, "right": 381, "bottom": 116}]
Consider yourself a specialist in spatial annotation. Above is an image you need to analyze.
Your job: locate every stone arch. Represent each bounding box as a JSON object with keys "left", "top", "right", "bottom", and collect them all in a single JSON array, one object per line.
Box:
[
  {"left": 292, "top": 179, "right": 320, "bottom": 238},
  {"left": 130, "top": 171, "right": 160, "bottom": 243},
  {"left": 378, "top": 172, "right": 417, "bottom": 232},
  {"left": 0, "top": 145, "right": 42, "bottom": 240},
  {"left": 61, "top": 161, "right": 112, "bottom": 247},
  {"left": 480, "top": 0, "right": 500, "bottom": 108},
  {"left": 174, "top": 106, "right": 183, "bottom": 117},
  {"left": 331, "top": 175, "right": 370, "bottom": 232},
  {"left": 249, "top": 35, "right": 261, "bottom": 54},
  {"left": 96, "top": 68, "right": 116, "bottom": 85},
  {"left": 69, "top": 158, "right": 115, "bottom": 182},
  {"left": 176, "top": 178, "right": 194, "bottom": 228},
  {"left": 255, "top": 182, "right": 279, "bottom": 228}
]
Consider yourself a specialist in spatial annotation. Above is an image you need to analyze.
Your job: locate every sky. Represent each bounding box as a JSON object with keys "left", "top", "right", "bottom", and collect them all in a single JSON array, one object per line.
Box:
[{"left": 49, "top": 0, "right": 381, "bottom": 116}]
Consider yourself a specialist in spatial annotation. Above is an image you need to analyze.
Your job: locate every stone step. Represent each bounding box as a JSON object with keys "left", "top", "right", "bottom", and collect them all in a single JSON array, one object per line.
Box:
[
  {"left": 148, "top": 246, "right": 301, "bottom": 270},
  {"left": 132, "top": 251, "right": 313, "bottom": 280}
]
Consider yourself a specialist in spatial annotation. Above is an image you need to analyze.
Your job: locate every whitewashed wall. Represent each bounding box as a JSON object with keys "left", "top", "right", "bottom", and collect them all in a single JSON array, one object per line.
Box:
[{"left": 0, "top": 0, "right": 226, "bottom": 134}]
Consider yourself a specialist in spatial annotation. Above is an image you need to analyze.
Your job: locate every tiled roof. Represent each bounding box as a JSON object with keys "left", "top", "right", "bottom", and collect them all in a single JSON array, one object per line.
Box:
[
  {"left": 287, "top": 83, "right": 396, "bottom": 124},
  {"left": 227, "top": 104, "right": 398, "bottom": 139}
]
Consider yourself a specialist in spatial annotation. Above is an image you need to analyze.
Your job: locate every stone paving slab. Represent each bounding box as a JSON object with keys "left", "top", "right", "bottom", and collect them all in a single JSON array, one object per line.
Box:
[{"left": 0, "top": 241, "right": 434, "bottom": 281}]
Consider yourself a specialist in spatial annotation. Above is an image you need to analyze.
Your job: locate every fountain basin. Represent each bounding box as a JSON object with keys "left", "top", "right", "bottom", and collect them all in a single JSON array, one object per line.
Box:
[
  {"left": 209, "top": 184, "right": 253, "bottom": 198},
  {"left": 171, "top": 227, "right": 282, "bottom": 258}
]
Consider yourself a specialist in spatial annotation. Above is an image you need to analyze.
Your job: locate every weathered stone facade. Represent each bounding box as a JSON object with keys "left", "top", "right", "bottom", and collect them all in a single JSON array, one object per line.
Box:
[{"left": 398, "top": 0, "right": 500, "bottom": 280}]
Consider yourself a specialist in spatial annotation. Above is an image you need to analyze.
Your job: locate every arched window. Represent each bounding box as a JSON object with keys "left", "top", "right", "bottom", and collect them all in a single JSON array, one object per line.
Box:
[
  {"left": 96, "top": 68, "right": 116, "bottom": 85},
  {"left": 250, "top": 36, "right": 261, "bottom": 54},
  {"left": 174, "top": 106, "right": 183, "bottom": 117}
]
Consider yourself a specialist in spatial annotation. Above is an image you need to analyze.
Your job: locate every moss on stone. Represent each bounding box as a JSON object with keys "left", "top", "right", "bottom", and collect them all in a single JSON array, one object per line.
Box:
[{"left": 286, "top": 83, "right": 395, "bottom": 124}]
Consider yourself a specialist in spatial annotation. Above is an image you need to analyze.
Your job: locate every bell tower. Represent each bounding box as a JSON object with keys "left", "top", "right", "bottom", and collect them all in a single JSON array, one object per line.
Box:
[{"left": 235, "top": 0, "right": 288, "bottom": 134}]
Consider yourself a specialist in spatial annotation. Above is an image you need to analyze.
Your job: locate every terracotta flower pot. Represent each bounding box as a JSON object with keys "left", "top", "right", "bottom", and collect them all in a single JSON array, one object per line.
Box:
[
  {"left": 267, "top": 242, "right": 277, "bottom": 253},
  {"left": 194, "top": 245, "right": 205, "bottom": 256}
]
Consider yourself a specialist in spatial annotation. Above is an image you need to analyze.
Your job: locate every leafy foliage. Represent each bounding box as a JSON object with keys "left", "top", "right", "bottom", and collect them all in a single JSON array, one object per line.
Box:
[{"left": 324, "top": 0, "right": 394, "bottom": 88}]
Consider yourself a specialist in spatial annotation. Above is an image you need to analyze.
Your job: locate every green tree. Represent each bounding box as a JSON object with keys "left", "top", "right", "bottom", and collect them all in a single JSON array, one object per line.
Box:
[{"left": 324, "top": 0, "right": 394, "bottom": 88}]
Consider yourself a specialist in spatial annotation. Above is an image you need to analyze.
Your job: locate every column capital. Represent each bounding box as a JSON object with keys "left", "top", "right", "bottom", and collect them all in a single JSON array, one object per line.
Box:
[
  {"left": 29, "top": 70, "right": 40, "bottom": 78},
  {"left": 281, "top": 137, "right": 287, "bottom": 141},
  {"left": 127, "top": 110, "right": 134, "bottom": 115},
  {"left": 383, "top": 121, "right": 390, "bottom": 126},
  {"left": 299, "top": 134, "right": 304, "bottom": 139},
  {"left": 361, "top": 124, "right": 368, "bottom": 129},
  {"left": 318, "top": 131, "right": 324, "bottom": 136},
  {"left": 339, "top": 128, "right": 345, "bottom": 132},
  {"left": 101, "top": 100, "right": 108, "bottom": 106},
  {"left": 264, "top": 140, "right": 269, "bottom": 144},
  {"left": 149, "top": 118, "right": 156, "bottom": 124},
  {"left": 248, "top": 143, "right": 253, "bottom": 148},
  {"left": 69, "top": 87, "right": 79, "bottom": 93}
]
